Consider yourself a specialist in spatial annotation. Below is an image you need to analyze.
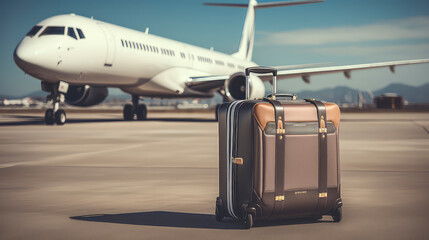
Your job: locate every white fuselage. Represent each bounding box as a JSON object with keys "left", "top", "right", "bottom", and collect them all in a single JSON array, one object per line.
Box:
[{"left": 14, "top": 14, "right": 257, "bottom": 98}]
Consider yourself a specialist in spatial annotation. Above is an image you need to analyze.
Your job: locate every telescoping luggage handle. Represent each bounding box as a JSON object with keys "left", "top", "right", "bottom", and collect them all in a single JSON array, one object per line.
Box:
[
  {"left": 245, "top": 67, "right": 277, "bottom": 100},
  {"left": 245, "top": 67, "right": 296, "bottom": 100}
]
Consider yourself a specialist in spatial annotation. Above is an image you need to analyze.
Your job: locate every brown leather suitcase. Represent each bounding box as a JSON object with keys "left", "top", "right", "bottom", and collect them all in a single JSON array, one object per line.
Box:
[{"left": 216, "top": 67, "right": 343, "bottom": 228}]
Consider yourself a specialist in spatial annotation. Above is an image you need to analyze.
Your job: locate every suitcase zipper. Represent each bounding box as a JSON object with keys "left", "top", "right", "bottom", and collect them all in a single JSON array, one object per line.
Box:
[{"left": 225, "top": 100, "right": 243, "bottom": 219}]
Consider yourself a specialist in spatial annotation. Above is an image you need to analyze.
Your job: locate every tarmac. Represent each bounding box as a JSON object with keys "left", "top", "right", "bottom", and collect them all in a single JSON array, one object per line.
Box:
[{"left": 0, "top": 110, "right": 428, "bottom": 239}]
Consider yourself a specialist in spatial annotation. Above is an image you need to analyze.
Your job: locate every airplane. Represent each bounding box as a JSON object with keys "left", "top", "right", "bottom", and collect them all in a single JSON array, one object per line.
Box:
[
  {"left": 13, "top": 0, "right": 429, "bottom": 125},
  {"left": 2, "top": 97, "right": 33, "bottom": 107}
]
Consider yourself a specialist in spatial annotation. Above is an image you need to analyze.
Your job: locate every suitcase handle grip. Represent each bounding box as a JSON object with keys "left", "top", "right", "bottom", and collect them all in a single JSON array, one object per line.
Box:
[
  {"left": 267, "top": 93, "right": 297, "bottom": 100},
  {"left": 245, "top": 67, "right": 277, "bottom": 76},
  {"left": 245, "top": 67, "right": 278, "bottom": 100}
]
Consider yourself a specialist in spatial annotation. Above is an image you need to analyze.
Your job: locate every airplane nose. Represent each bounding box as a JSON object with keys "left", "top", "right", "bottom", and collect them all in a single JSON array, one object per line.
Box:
[{"left": 14, "top": 42, "right": 37, "bottom": 69}]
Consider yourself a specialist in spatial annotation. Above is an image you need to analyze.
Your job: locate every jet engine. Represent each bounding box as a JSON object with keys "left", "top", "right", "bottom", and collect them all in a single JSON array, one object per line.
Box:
[
  {"left": 224, "top": 72, "right": 265, "bottom": 101},
  {"left": 65, "top": 85, "right": 108, "bottom": 106}
]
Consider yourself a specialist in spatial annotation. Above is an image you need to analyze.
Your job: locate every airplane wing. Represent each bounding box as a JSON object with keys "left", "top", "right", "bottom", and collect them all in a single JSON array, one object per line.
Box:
[
  {"left": 258, "top": 59, "right": 429, "bottom": 83},
  {"left": 186, "top": 63, "right": 330, "bottom": 91},
  {"left": 186, "top": 59, "right": 429, "bottom": 92},
  {"left": 271, "top": 62, "right": 330, "bottom": 70},
  {"left": 186, "top": 75, "right": 228, "bottom": 92}
]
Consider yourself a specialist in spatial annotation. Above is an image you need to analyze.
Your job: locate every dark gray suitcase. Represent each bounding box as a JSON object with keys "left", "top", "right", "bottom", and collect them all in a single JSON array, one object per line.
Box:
[{"left": 216, "top": 67, "right": 343, "bottom": 228}]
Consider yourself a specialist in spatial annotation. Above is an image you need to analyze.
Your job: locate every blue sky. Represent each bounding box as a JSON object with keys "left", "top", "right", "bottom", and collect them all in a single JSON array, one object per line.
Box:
[{"left": 0, "top": 0, "right": 428, "bottom": 96}]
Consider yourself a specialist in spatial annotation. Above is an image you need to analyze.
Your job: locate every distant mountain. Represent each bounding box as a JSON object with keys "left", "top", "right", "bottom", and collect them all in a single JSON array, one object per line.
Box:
[
  {"left": 373, "top": 83, "right": 429, "bottom": 103},
  {"left": 0, "top": 94, "right": 14, "bottom": 99},
  {"left": 279, "top": 83, "right": 429, "bottom": 104},
  {"left": 295, "top": 86, "right": 360, "bottom": 104}
]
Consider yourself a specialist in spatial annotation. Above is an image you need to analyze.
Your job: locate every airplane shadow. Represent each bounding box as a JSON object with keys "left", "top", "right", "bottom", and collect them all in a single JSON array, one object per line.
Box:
[
  {"left": 70, "top": 211, "right": 328, "bottom": 229},
  {"left": 0, "top": 115, "right": 216, "bottom": 126},
  {"left": 0, "top": 116, "right": 123, "bottom": 126}
]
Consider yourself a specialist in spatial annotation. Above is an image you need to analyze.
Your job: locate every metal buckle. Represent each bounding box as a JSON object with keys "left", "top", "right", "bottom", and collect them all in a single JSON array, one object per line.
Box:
[
  {"left": 275, "top": 195, "right": 285, "bottom": 201},
  {"left": 318, "top": 192, "right": 328, "bottom": 198},
  {"left": 277, "top": 116, "right": 284, "bottom": 134},
  {"left": 319, "top": 128, "right": 327, "bottom": 133},
  {"left": 232, "top": 157, "right": 243, "bottom": 165}
]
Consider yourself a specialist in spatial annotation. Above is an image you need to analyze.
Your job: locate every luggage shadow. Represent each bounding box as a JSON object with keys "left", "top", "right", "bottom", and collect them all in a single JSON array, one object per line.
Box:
[
  {"left": 70, "top": 211, "right": 244, "bottom": 230},
  {"left": 252, "top": 217, "right": 331, "bottom": 228}
]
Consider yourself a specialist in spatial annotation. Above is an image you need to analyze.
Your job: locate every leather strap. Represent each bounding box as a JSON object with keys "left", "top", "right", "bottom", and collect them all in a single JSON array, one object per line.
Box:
[
  {"left": 305, "top": 99, "right": 328, "bottom": 214},
  {"left": 263, "top": 98, "right": 286, "bottom": 216}
]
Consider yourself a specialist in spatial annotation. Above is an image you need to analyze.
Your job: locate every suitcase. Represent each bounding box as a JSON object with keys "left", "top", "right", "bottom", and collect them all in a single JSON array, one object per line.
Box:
[{"left": 216, "top": 67, "right": 343, "bottom": 228}]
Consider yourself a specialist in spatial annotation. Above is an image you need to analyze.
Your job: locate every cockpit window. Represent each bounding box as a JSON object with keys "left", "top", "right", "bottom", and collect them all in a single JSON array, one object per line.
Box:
[
  {"left": 26, "top": 25, "right": 42, "bottom": 37},
  {"left": 76, "top": 28, "right": 85, "bottom": 39},
  {"left": 40, "top": 26, "right": 65, "bottom": 36},
  {"left": 67, "top": 27, "right": 77, "bottom": 40}
]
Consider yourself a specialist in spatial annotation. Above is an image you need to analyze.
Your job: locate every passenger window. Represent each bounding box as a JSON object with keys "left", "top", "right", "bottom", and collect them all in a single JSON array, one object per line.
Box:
[
  {"left": 26, "top": 25, "right": 42, "bottom": 37},
  {"left": 40, "top": 26, "right": 65, "bottom": 36},
  {"left": 67, "top": 27, "right": 77, "bottom": 40},
  {"left": 76, "top": 28, "right": 85, "bottom": 39}
]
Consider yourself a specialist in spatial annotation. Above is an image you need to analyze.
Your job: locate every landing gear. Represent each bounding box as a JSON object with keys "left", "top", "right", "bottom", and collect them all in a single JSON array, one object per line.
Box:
[
  {"left": 123, "top": 104, "right": 134, "bottom": 121},
  {"left": 123, "top": 95, "right": 147, "bottom": 121},
  {"left": 55, "top": 109, "right": 66, "bottom": 125},
  {"left": 45, "top": 109, "right": 54, "bottom": 125},
  {"left": 136, "top": 104, "right": 147, "bottom": 120},
  {"left": 44, "top": 81, "right": 68, "bottom": 125}
]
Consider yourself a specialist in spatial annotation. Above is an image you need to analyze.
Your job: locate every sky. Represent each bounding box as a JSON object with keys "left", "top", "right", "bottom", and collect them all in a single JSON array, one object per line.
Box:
[{"left": 0, "top": 0, "right": 428, "bottom": 97}]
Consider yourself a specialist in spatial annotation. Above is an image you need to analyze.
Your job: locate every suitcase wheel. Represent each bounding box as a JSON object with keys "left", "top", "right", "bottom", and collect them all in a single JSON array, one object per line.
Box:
[
  {"left": 332, "top": 206, "right": 342, "bottom": 222},
  {"left": 215, "top": 204, "right": 223, "bottom": 222},
  {"left": 244, "top": 213, "right": 254, "bottom": 229}
]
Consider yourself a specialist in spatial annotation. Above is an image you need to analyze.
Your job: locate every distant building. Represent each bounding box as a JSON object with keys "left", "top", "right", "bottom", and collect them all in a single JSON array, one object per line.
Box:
[{"left": 374, "top": 93, "right": 404, "bottom": 109}]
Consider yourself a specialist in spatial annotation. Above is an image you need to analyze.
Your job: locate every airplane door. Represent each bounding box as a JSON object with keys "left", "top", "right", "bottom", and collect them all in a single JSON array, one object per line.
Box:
[{"left": 97, "top": 23, "right": 116, "bottom": 67}]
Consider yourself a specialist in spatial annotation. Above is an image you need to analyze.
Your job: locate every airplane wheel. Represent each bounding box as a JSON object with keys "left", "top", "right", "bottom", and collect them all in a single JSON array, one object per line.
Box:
[
  {"left": 123, "top": 104, "right": 134, "bottom": 121},
  {"left": 136, "top": 104, "right": 147, "bottom": 120},
  {"left": 45, "top": 109, "right": 54, "bottom": 125},
  {"left": 55, "top": 109, "right": 66, "bottom": 125}
]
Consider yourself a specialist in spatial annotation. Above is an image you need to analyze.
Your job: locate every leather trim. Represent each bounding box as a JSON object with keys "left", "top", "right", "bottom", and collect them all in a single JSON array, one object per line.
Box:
[
  {"left": 263, "top": 98, "right": 286, "bottom": 216},
  {"left": 264, "top": 121, "right": 336, "bottom": 135},
  {"left": 325, "top": 102, "right": 340, "bottom": 129},
  {"left": 305, "top": 99, "right": 328, "bottom": 215},
  {"left": 252, "top": 102, "right": 340, "bottom": 130}
]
